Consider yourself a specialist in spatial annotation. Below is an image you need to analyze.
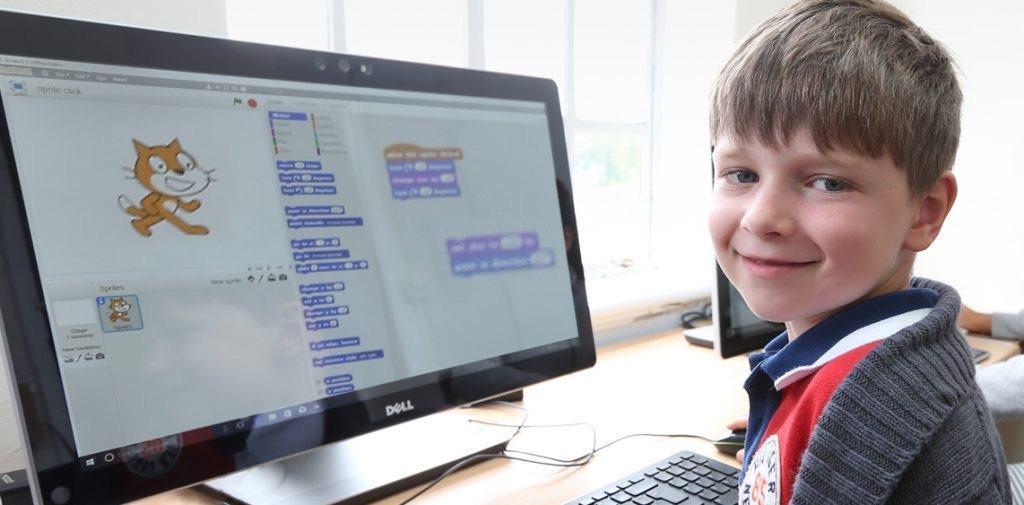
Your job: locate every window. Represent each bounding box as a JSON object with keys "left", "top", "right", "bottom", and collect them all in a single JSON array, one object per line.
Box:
[
  {"left": 343, "top": 0, "right": 468, "bottom": 67},
  {"left": 224, "top": 0, "right": 736, "bottom": 315},
  {"left": 225, "top": 0, "right": 330, "bottom": 50},
  {"left": 482, "top": 0, "right": 567, "bottom": 111}
]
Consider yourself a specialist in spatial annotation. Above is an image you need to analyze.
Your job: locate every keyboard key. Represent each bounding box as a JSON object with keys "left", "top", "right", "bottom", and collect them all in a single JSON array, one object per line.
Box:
[
  {"left": 604, "top": 487, "right": 621, "bottom": 496},
  {"left": 681, "top": 472, "right": 700, "bottom": 482},
  {"left": 711, "top": 483, "right": 731, "bottom": 494},
  {"left": 624, "top": 480, "right": 657, "bottom": 497},
  {"left": 706, "top": 471, "right": 726, "bottom": 482},
  {"left": 696, "top": 477, "right": 715, "bottom": 488},
  {"left": 654, "top": 472, "right": 673, "bottom": 482},
  {"left": 630, "top": 476, "right": 645, "bottom": 484},
  {"left": 690, "top": 455, "right": 708, "bottom": 464},
  {"left": 595, "top": 499, "right": 616, "bottom": 505},
  {"left": 657, "top": 464, "right": 670, "bottom": 471},
  {"left": 693, "top": 467, "right": 711, "bottom": 476},
  {"left": 669, "top": 477, "right": 687, "bottom": 488},
  {"left": 683, "top": 483, "right": 703, "bottom": 495},
  {"left": 704, "top": 459, "right": 740, "bottom": 476},
  {"left": 591, "top": 492, "right": 608, "bottom": 501},
  {"left": 576, "top": 499, "right": 594, "bottom": 505},
  {"left": 681, "top": 461, "right": 697, "bottom": 470},
  {"left": 716, "top": 489, "right": 738, "bottom": 504},
  {"left": 647, "top": 485, "right": 689, "bottom": 504},
  {"left": 618, "top": 482, "right": 633, "bottom": 490},
  {"left": 667, "top": 466, "right": 685, "bottom": 477},
  {"left": 668, "top": 457, "right": 683, "bottom": 465},
  {"left": 632, "top": 496, "right": 654, "bottom": 505},
  {"left": 611, "top": 492, "right": 632, "bottom": 503},
  {"left": 644, "top": 469, "right": 659, "bottom": 477},
  {"left": 699, "top": 490, "right": 719, "bottom": 501},
  {"left": 724, "top": 477, "right": 738, "bottom": 488}
]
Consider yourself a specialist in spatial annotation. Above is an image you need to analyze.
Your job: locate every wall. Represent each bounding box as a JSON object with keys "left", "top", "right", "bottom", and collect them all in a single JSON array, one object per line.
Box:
[
  {"left": 0, "top": 0, "right": 227, "bottom": 36},
  {"left": 895, "top": 0, "right": 1024, "bottom": 312}
]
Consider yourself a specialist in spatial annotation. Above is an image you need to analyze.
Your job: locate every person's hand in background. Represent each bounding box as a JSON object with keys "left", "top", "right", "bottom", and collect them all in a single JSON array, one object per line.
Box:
[
  {"left": 727, "top": 417, "right": 748, "bottom": 461},
  {"left": 960, "top": 304, "right": 993, "bottom": 335}
]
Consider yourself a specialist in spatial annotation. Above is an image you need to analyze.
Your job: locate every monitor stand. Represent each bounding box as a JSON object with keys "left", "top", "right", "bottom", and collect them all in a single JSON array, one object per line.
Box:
[
  {"left": 682, "top": 324, "right": 715, "bottom": 348},
  {"left": 205, "top": 408, "right": 510, "bottom": 504}
]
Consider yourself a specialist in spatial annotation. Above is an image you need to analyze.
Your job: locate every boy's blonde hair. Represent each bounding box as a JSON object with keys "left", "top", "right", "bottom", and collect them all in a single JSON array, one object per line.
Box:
[{"left": 710, "top": 0, "right": 961, "bottom": 195}]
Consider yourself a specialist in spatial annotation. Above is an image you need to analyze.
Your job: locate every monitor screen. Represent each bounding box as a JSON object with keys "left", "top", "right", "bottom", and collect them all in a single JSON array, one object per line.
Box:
[{"left": 0, "top": 11, "right": 593, "bottom": 504}]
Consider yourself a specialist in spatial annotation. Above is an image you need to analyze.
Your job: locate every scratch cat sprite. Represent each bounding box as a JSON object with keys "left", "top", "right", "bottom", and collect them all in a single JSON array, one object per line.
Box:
[{"left": 118, "top": 138, "right": 215, "bottom": 237}]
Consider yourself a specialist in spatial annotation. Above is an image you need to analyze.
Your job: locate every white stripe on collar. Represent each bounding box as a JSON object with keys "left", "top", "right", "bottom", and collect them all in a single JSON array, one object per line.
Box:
[{"left": 773, "top": 307, "right": 932, "bottom": 390}]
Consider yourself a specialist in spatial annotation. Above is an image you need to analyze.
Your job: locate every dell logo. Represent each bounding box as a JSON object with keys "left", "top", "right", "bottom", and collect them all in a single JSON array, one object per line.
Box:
[{"left": 385, "top": 400, "right": 415, "bottom": 417}]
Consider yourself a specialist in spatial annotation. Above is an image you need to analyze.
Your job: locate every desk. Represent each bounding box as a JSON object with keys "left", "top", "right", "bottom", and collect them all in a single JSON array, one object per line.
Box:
[{"left": 133, "top": 330, "right": 1019, "bottom": 505}]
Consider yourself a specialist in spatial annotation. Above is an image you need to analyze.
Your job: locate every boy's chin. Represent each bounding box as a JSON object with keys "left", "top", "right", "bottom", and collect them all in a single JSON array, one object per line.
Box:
[{"left": 742, "top": 299, "right": 795, "bottom": 324}]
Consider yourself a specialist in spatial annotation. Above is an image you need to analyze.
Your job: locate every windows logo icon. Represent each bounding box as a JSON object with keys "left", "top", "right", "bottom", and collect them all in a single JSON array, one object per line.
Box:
[{"left": 8, "top": 80, "right": 26, "bottom": 95}]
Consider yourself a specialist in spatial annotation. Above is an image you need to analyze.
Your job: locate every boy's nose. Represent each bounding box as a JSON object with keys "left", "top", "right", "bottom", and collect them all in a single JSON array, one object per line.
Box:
[{"left": 740, "top": 189, "right": 796, "bottom": 238}]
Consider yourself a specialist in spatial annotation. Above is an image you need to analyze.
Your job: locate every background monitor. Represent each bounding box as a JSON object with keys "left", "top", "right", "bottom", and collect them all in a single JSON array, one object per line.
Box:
[
  {"left": 0, "top": 10, "right": 594, "bottom": 505},
  {"left": 712, "top": 265, "right": 786, "bottom": 359}
]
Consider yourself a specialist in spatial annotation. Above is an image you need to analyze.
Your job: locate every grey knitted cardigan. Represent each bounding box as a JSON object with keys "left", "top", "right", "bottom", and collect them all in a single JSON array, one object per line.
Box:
[{"left": 790, "top": 278, "right": 1011, "bottom": 504}]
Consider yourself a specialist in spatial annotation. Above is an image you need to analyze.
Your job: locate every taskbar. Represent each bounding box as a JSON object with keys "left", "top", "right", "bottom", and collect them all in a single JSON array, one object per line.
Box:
[{"left": 77, "top": 398, "right": 326, "bottom": 472}]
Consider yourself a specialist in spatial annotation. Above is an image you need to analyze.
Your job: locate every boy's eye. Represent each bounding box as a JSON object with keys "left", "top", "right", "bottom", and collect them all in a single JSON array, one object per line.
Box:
[
  {"left": 811, "top": 176, "right": 848, "bottom": 192},
  {"left": 724, "top": 170, "right": 758, "bottom": 184}
]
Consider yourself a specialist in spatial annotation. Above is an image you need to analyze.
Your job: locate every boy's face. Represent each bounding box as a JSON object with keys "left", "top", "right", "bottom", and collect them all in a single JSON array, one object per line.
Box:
[{"left": 709, "top": 128, "right": 920, "bottom": 334}]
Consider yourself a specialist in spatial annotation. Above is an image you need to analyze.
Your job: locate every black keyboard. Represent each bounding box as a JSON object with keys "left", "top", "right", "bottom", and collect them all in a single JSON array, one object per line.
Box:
[{"left": 563, "top": 449, "right": 739, "bottom": 505}]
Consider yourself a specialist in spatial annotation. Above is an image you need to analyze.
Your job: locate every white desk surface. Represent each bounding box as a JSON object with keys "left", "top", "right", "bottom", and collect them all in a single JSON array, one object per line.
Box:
[{"left": 0, "top": 329, "right": 1018, "bottom": 504}]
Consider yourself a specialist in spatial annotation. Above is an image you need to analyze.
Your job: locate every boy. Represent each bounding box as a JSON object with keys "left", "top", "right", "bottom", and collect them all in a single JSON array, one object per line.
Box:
[{"left": 708, "top": 1, "right": 1011, "bottom": 503}]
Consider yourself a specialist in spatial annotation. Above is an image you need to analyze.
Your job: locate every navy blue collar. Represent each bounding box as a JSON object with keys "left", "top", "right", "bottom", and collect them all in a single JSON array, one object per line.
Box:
[{"left": 745, "top": 288, "right": 939, "bottom": 391}]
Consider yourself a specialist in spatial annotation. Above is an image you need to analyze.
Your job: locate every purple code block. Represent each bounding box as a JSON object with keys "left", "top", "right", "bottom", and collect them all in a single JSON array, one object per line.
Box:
[
  {"left": 268, "top": 111, "right": 308, "bottom": 121},
  {"left": 306, "top": 318, "right": 339, "bottom": 331},
  {"left": 388, "top": 172, "right": 458, "bottom": 186},
  {"left": 281, "top": 185, "right": 337, "bottom": 196},
  {"left": 310, "top": 337, "right": 360, "bottom": 351},
  {"left": 386, "top": 160, "right": 456, "bottom": 172},
  {"left": 285, "top": 205, "right": 345, "bottom": 216},
  {"left": 324, "top": 373, "right": 353, "bottom": 385},
  {"left": 299, "top": 281, "right": 346, "bottom": 294},
  {"left": 447, "top": 232, "right": 540, "bottom": 256},
  {"left": 280, "top": 173, "right": 335, "bottom": 183},
  {"left": 295, "top": 260, "right": 370, "bottom": 274},
  {"left": 304, "top": 305, "right": 350, "bottom": 319},
  {"left": 287, "top": 217, "right": 363, "bottom": 229},
  {"left": 392, "top": 185, "right": 460, "bottom": 200},
  {"left": 294, "top": 249, "right": 351, "bottom": 262},
  {"left": 313, "top": 349, "right": 385, "bottom": 367},
  {"left": 277, "top": 160, "right": 322, "bottom": 171},
  {"left": 326, "top": 384, "right": 355, "bottom": 395},
  {"left": 301, "top": 294, "right": 335, "bottom": 306},
  {"left": 451, "top": 248, "right": 556, "bottom": 277}
]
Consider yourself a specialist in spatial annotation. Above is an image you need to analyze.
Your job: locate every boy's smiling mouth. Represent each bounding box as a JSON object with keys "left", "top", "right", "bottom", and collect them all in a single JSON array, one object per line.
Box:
[{"left": 738, "top": 253, "right": 819, "bottom": 277}]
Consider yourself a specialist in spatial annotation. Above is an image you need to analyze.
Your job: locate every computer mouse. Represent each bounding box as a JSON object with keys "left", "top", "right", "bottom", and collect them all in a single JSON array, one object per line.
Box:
[{"left": 713, "top": 429, "right": 746, "bottom": 456}]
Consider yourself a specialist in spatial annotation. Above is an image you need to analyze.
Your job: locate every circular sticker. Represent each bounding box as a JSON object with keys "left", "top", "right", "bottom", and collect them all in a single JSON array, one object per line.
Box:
[
  {"left": 120, "top": 434, "right": 182, "bottom": 478},
  {"left": 740, "top": 434, "right": 780, "bottom": 505}
]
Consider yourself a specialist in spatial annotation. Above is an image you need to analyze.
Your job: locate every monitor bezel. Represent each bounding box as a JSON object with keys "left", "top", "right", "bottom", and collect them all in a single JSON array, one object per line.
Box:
[{"left": 0, "top": 10, "right": 595, "bottom": 504}]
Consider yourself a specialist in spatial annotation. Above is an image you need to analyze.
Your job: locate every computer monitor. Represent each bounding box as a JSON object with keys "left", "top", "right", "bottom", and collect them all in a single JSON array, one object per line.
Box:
[
  {"left": 712, "top": 265, "right": 786, "bottom": 359},
  {"left": 0, "top": 10, "right": 594, "bottom": 505}
]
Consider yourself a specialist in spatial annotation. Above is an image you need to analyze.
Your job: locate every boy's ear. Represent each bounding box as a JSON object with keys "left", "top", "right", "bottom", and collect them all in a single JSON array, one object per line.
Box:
[{"left": 904, "top": 172, "right": 957, "bottom": 252}]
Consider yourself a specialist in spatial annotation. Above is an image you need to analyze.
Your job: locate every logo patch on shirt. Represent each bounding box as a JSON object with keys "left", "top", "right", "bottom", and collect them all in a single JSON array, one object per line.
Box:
[{"left": 741, "top": 434, "right": 781, "bottom": 505}]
